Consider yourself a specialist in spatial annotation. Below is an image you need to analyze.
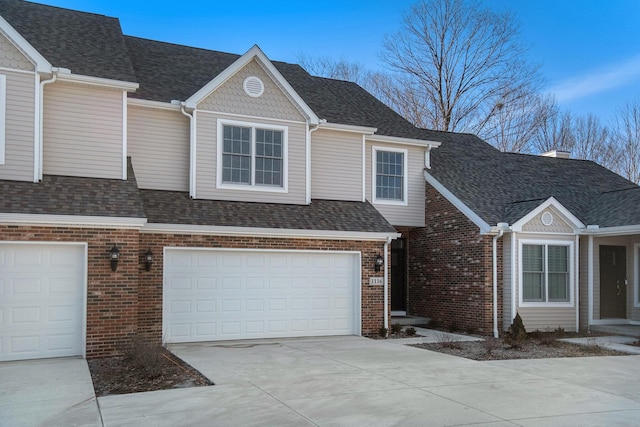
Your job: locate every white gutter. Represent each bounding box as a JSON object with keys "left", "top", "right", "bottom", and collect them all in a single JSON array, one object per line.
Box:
[
  {"left": 580, "top": 224, "right": 640, "bottom": 236},
  {"left": 179, "top": 102, "right": 196, "bottom": 199},
  {"left": 492, "top": 223, "right": 510, "bottom": 338},
  {"left": 383, "top": 236, "right": 392, "bottom": 334},
  {"left": 37, "top": 68, "right": 63, "bottom": 181},
  {"left": 366, "top": 134, "right": 442, "bottom": 149},
  {"left": 306, "top": 121, "right": 322, "bottom": 204}
]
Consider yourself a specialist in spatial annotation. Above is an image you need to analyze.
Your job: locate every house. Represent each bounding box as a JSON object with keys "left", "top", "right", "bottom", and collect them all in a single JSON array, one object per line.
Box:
[
  {"left": 0, "top": 0, "right": 441, "bottom": 361},
  {"left": 1, "top": 1, "right": 638, "bottom": 363},
  {"left": 407, "top": 132, "right": 640, "bottom": 335}
]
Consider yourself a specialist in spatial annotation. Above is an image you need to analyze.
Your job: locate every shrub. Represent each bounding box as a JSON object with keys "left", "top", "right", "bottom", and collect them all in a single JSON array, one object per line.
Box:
[
  {"left": 483, "top": 337, "right": 501, "bottom": 356},
  {"left": 378, "top": 327, "right": 388, "bottom": 338},
  {"left": 427, "top": 319, "right": 441, "bottom": 329},
  {"left": 119, "top": 334, "right": 168, "bottom": 379},
  {"left": 436, "top": 332, "right": 461, "bottom": 349},
  {"left": 405, "top": 327, "right": 417, "bottom": 336},
  {"left": 391, "top": 322, "right": 403, "bottom": 335},
  {"left": 448, "top": 321, "right": 460, "bottom": 333},
  {"left": 503, "top": 313, "right": 527, "bottom": 349}
]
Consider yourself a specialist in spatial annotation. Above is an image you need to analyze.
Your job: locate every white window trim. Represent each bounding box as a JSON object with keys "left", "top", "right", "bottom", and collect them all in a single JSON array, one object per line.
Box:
[
  {"left": 371, "top": 146, "right": 408, "bottom": 206},
  {"left": 216, "top": 118, "right": 288, "bottom": 193},
  {"left": 634, "top": 243, "right": 640, "bottom": 308},
  {"left": 518, "top": 238, "right": 575, "bottom": 308},
  {"left": 0, "top": 75, "right": 6, "bottom": 165}
]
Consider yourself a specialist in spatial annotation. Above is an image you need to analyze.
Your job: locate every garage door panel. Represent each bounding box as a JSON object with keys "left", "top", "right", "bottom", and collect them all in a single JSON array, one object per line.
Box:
[{"left": 164, "top": 250, "right": 359, "bottom": 342}]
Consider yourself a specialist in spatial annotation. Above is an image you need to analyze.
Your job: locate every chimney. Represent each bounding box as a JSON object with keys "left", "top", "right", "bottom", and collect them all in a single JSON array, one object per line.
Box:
[{"left": 541, "top": 149, "right": 570, "bottom": 159}]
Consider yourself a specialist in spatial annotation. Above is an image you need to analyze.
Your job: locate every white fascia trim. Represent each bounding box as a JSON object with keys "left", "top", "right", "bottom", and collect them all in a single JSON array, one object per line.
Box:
[
  {"left": 196, "top": 109, "right": 307, "bottom": 125},
  {"left": 185, "top": 45, "right": 319, "bottom": 124},
  {"left": 142, "top": 223, "right": 401, "bottom": 241},
  {"left": 579, "top": 224, "right": 640, "bottom": 236},
  {"left": 319, "top": 122, "right": 377, "bottom": 134},
  {"left": 511, "top": 197, "right": 585, "bottom": 232},
  {"left": 0, "top": 213, "right": 147, "bottom": 228},
  {"left": 128, "top": 98, "right": 181, "bottom": 111},
  {"left": 0, "top": 17, "right": 51, "bottom": 73},
  {"left": 366, "top": 134, "right": 442, "bottom": 149},
  {"left": 424, "top": 171, "right": 492, "bottom": 234},
  {"left": 55, "top": 73, "right": 139, "bottom": 92}
]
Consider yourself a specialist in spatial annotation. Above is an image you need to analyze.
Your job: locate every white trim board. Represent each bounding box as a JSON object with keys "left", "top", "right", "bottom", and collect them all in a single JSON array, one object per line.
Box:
[{"left": 0, "top": 213, "right": 147, "bottom": 228}]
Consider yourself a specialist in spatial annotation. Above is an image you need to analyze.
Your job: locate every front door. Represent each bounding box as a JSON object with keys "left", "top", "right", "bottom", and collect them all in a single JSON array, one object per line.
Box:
[
  {"left": 391, "top": 238, "right": 407, "bottom": 312},
  {"left": 599, "top": 245, "right": 627, "bottom": 319}
]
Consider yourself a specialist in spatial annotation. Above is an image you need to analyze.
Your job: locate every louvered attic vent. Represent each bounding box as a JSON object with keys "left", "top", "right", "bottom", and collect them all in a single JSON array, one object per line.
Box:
[{"left": 243, "top": 76, "right": 264, "bottom": 97}]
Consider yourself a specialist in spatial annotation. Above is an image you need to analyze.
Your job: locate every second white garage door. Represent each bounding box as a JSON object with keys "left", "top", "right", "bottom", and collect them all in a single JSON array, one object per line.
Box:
[{"left": 163, "top": 249, "right": 360, "bottom": 343}]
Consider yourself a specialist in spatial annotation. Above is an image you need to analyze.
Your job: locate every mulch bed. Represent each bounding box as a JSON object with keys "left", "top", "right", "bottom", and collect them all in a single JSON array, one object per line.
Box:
[
  {"left": 88, "top": 348, "right": 212, "bottom": 396},
  {"left": 412, "top": 337, "right": 628, "bottom": 361}
]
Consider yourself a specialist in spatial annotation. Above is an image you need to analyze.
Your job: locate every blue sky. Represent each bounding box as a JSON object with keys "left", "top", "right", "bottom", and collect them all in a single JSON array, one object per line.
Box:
[{"left": 33, "top": 0, "right": 640, "bottom": 123}]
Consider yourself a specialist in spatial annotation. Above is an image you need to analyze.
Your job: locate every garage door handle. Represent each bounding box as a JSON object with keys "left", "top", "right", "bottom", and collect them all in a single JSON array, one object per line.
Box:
[{"left": 616, "top": 282, "right": 621, "bottom": 296}]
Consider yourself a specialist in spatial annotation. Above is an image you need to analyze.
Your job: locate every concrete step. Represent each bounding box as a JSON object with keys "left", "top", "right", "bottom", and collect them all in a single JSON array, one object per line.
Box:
[
  {"left": 391, "top": 315, "right": 430, "bottom": 326},
  {"left": 591, "top": 324, "right": 640, "bottom": 338}
]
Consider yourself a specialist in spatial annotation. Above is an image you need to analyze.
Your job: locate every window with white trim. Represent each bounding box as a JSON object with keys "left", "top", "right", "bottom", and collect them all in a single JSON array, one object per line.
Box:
[
  {"left": 0, "top": 75, "right": 6, "bottom": 165},
  {"left": 217, "top": 120, "right": 287, "bottom": 191},
  {"left": 373, "top": 147, "right": 407, "bottom": 204},
  {"left": 522, "top": 243, "right": 570, "bottom": 303}
]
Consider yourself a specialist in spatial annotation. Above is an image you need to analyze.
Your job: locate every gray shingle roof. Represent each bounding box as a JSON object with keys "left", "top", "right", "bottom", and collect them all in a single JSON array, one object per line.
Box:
[
  {"left": 0, "top": 0, "right": 137, "bottom": 82},
  {"left": 0, "top": 160, "right": 145, "bottom": 218},
  {"left": 426, "top": 130, "right": 640, "bottom": 227},
  {"left": 140, "top": 190, "right": 397, "bottom": 233}
]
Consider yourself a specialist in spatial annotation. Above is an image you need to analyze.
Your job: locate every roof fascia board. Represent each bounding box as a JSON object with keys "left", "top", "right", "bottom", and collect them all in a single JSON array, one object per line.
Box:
[
  {"left": 578, "top": 224, "right": 640, "bottom": 236},
  {"left": 0, "top": 213, "right": 146, "bottom": 228},
  {"left": 142, "top": 223, "right": 401, "bottom": 241},
  {"left": 0, "top": 15, "right": 51, "bottom": 73},
  {"left": 367, "top": 134, "right": 442, "bottom": 148},
  {"left": 128, "top": 97, "right": 181, "bottom": 111},
  {"left": 319, "top": 122, "right": 377, "bottom": 134},
  {"left": 510, "top": 197, "right": 585, "bottom": 232},
  {"left": 424, "top": 171, "right": 492, "bottom": 234},
  {"left": 56, "top": 72, "right": 139, "bottom": 91},
  {"left": 185, "top": 45, "right": 319, "bottom": 124}
]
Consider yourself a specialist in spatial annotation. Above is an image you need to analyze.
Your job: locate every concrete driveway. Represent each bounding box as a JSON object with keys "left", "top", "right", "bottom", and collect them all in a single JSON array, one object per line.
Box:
[
  {"left": 0, "top": 357, "right": 101, "bottom": 426},
  {"left": 97, "top": 335, "right": 640, "bottom": 426}
]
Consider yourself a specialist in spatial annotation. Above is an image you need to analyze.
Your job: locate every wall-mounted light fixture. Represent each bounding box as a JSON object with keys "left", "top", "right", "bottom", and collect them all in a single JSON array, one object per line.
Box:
[
  {"left": 374, "top": 254, "right": 384, "bottom": 272},
  {"left": 109, "top": 244, "right": 120, "bottom": 272},
  {"left": 144, "top": 248, "right": 154, "bottom": 271}
]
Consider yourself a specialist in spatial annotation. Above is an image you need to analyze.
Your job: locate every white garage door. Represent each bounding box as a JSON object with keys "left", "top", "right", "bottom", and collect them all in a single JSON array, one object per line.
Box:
[
  {"left": 0, "top": 243, "right": 85, "bottom": 361},
  {"left": 163, "top": 249, "right": 360, "bottom": 343}
]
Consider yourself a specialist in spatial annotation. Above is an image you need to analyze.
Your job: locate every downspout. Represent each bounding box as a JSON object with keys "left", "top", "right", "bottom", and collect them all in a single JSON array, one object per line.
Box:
[
  {"left": 492, "top": 223, "right": 509, "bottom": 338},
  {"left": 306, "top": 122, "right": 321, "bottom": 204},
  {"left": 38, "top": 69, "right": 59, "bottom": 181},
  {"left": 588, "top": 234, "right": 594, "bottom": 331},
  {"left": 383, "top": 236, "right": 392, "bottom": 333},
  {"left": 575, "top": 234, "right": 580, "bottom": 332},
  {"left": 179, "top": 102, "right": 195, "bottom": 198}
]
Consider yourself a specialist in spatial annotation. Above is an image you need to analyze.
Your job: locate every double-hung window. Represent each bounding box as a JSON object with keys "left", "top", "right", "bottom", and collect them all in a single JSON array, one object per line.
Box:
[
  {"left": 218, "top": 120, "right": 287, "bottom": 191},
  {"left": 373, "top": 147, "right": 407, "bottom": 204},
  {"left": 522, "top": 243, "right": 571, "bottom": 304}
]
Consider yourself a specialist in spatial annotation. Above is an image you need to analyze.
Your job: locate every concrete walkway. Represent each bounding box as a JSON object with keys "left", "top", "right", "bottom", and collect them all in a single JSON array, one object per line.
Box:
[{"left": 97, "top": 335, "right": 640, "bottom": 426}]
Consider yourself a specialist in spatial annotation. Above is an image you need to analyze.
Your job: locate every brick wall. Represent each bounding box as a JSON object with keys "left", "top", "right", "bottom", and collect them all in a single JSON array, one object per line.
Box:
[
  {"left": 406, "top": 185, "right": 503, "bottom": 334},
  {"left": 139, "top": 233, "right": 388, "bottom": 341},
  {"left": 0, "top": 225, "right": 389, "bottom": 358},
  {"left": 0, "top": 225, "right": 140, "bottom": 358}
]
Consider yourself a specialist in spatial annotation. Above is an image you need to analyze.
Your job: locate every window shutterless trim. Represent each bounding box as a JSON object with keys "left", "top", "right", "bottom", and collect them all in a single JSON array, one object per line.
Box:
[
  {"left": 371, "top": 146, "right": 408, "bottom": 206},
  {"left": 518, "top": 239, "right": 574, "bottom": 308},
  {"left": 216, "top": 118, "right": 288, "bottom": 193}
]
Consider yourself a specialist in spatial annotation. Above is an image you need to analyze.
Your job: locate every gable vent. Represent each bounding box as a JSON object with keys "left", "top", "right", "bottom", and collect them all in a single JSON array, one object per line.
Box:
[
  {"left": 243, "top": 76, "right": 264, "bottom": 97},
  {"left": 541, "top": 211, "right": 554, "bottom": 226}
]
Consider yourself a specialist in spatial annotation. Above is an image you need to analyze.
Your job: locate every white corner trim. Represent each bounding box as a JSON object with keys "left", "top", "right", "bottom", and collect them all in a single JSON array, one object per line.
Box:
[
  {"left": 55, "top": 73, "right": 139, "bottom": 91},
  {"left": 371, "top": 145, "right": 408, "bottom": 206},
  {"left": 635, "top": 243, "right": 640, "bottom": 308},
  {"left": 122, "top": 91, "right": 127, "bottom": 180},
  {"left": 424, "top": 171, "right": 492, "bottom": 234},
  {"left": 361, "top": 134, "right": 366, "bottom": 203},
  {"left": 0, "top": 213, "right": 147, "bottom": 228},
  {"left": 319, "top": 122, "right": 377, "bottom": 134},
  {"left": 0, "top": 17, "right": 51, "bottom": 73},
  {"left": 33, "top": 73, "right": 39, "bottom": 180},
  {"left": 366, "top": 134, "right": 441, "bottom": 149},
  {"left": 588, "top": 235, "right": 594, "bottom": 325},
  {"left": 185, "top": 45, "right": 319, "bottom": 124},
  {"left": 142, "top": 223, "right": 401, "bottom": 241},
  {"left": 511, "top": 197, "right": 585, "bottom": 232},
  {"left": 0, "top": 74, "right": 5, "bottom": 165}
]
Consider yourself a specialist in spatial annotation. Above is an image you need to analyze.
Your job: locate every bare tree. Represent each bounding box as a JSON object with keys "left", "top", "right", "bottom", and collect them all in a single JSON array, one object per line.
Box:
[
  {"left": 531, "top": 102, "right": 574, "bottom": 154},
  {"left": 570, "top": 114, "right": 616, "bottom": 169},
  {"left": 611, "top": 98, "right": 640, "bottom": 184},
  {"left": 297, "top": 54, "right": 368, "bottom": 85},
  {"left": 381, "top": 0, "right": 540, "bottom": 132}
]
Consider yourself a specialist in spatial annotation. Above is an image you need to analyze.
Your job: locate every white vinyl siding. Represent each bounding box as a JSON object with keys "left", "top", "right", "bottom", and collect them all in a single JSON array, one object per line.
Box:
[
  {"left": 517, "top": 307, "right": 576, "bottom": 332},
  {"left": 365, "top": 142, "right": 425, "bottom": 227},
  {"left": 43, "top": 82, "right": 123, "bottom": 179},
  {"left": 311, "top": 129, "right": 362, "bottom": 201},
  {"left": 196, "top": 112, "right": 306, "bottom": 204},
  {"left": 0, "top": 70, "right": 36, "bottom": 181},
  {"left": 163, "top": 248, "right": 360, "bottom": 342},
  {"left": 127, "top": 105, "right": 189, "bottom": 191}
]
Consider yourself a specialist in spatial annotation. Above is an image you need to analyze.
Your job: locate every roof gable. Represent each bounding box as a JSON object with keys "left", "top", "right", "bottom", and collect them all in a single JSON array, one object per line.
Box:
[
  {"left": 185, "top": 45, "right": 318, "bottom": 124},
  {"left": 511, "top": 197, "right": 585, "bottom": 232},
  {"left": 0, "top": 14, "right": 49, "bottom": 72}
]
